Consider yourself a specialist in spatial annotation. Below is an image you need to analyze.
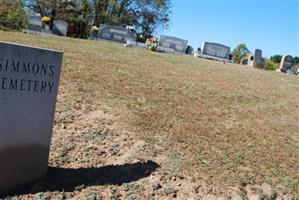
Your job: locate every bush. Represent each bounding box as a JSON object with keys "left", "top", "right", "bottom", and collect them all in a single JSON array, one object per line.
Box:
[
  {"left": 0, "top": 0, "right": 27, "bottom": 31},
  {"left": 264, "top": 59, "right": 279, "bottom": 70}
]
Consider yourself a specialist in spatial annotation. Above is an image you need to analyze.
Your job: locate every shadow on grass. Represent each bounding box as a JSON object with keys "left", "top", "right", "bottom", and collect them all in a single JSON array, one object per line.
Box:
[{"left": 5, "top": 160, "right": 160, "bottom": 197}]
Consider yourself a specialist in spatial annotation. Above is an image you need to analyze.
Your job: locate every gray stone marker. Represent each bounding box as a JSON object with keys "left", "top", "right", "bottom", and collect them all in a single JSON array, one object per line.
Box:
[
  {"left": 28, "top": 16, "right": 42, "bottom": 32},
  {"left": 201, "top": 41, "right": 230, "bottom": 60},
  {"left": 159, "top": 35, "right": 188, "bottom": 54},
  {"left": 279, "top": 55, "right": 293, "bottom": 73},
  {"left": 254, "top": 49, "right": 262, "bottom": 64},
  {"left": 52, "top": 20, "right": 68, "bottom": 36},
  {"left": 247, "top": 49, "right": 263, "bottom": 67},
  {"left": 0, "top": 42, "right": 63, "bottom": 195},
  {"left": 98, "top": 25, "right": 136, "bottom": 44}
]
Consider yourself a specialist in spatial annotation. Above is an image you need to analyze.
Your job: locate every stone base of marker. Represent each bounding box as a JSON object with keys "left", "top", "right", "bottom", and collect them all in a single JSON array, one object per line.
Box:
[
  {"left": 0, "top": 145, "right": 49, "bottom": 195},
  {"left": 0, "top": 42, "right": 63, "bottom": 195}
]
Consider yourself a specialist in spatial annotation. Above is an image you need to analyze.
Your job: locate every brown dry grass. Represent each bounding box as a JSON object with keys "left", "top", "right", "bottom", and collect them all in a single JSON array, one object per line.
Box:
[{"left": 1, "top": 31, "right": 298, "bottom": 197}]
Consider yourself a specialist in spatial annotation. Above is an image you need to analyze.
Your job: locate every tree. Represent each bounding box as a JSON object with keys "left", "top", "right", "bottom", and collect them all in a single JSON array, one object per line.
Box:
[
  {"left": 25, "top": 0, "right": 93, "bottom": 38},
  {"left": 25, "top": 0, "right": 171, "bottom": 39},
  {"left": 293, "top": 56, "right": 299, "bottom": 65},
  {"left": 92, "top": 0, "right": 171, "bottom": 41},
  {"left": 231, "top": 43, "right": 249, "bottom": 64},
  {"left": 270, "top": 55, "right": 282, "bottom": 64},
  {"left": 0, "top": 0, "right": 27, "bottom": 31},
  {"left": 264, "top": 59, "right": 279, "bottom": 70}
]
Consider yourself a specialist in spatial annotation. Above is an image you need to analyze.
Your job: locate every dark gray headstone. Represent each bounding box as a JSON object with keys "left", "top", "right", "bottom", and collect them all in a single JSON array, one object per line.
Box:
[
  {"left": 52, "top": 20, "right": 68, "bottom": 36},
  {"left": 98, "top": 25, "right": 136, "bottom": 44},
  {"left": 28, "top": 16, "right": 42, "bottom": 32},
  {"left": 201, "top": 42, "right": 230, "bottom": 60},
  {"left": 159, "top": 35, "right": 188, "bottom": 54},
  {"left": 0, "top": 42, "right": 63, "bottom": 195},
  {"left": 254, "top": 49, "right": 262, "bottom": 64}
]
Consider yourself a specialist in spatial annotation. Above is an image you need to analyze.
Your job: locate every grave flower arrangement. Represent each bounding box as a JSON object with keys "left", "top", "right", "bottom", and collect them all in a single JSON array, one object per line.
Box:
[
  {"left": 41, "top": 16, "right": 51, "bottom": 24},
  {"left": 41, "top": 16, "right": 51, "bottom": 30},
  {"left": 146, "top": 37, "right": 159, "bottom": 51},
  {"left": 91, "top": 25, "right": 99, "bottom": 32}
]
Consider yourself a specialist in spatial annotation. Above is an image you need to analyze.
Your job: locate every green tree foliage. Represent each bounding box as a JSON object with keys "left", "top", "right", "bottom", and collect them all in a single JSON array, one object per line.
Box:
[
  {"left": 264, "top": 59, "right": 279, "bottom": 70},
  {"left": 293, "top": 56, "right": 299, "bottom": 65},
  {"left": 25, "top": 0, "right": 171, "bottom": 39},
  {"left": 270, "top": 55, "right": 282, "bottom": 64},
  {"left": 232, "top": 43, "right": 249, "bottom": 64},
  {"left": 0, "top": 0, "right": 27, "bottom": 31}
]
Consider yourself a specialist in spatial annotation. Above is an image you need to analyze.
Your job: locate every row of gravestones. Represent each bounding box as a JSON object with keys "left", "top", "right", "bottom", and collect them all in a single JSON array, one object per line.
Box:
[
  {"left": 27, "top": 16, "right": 68, "bottom": 36},
  {"left": 240, "top": 50, "right": 294, "bottom": 73},
  {"left": 27, "top": 19, "right": 294, "bottom": 70},
  {"left": 91, "top": 25, "right": 232, "bottom": 60}
]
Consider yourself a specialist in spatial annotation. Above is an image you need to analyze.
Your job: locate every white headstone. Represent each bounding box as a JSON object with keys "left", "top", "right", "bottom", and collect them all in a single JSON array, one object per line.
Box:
[
  {"left": 279, "top": 55, "right": 293, "bottom": 73},
  {"left": 0, "top": 42, "right": 63, "bottom": 195}
]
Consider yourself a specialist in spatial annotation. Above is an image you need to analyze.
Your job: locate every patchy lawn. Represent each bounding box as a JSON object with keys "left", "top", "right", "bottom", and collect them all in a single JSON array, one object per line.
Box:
[{"left": 0, "top": 31, "right": 298, "bottom": 199}]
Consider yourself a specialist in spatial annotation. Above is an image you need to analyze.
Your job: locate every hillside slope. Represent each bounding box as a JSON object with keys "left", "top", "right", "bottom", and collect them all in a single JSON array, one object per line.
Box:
[{"left": 1, "top": 31, "right": 298, "bottom": 199}]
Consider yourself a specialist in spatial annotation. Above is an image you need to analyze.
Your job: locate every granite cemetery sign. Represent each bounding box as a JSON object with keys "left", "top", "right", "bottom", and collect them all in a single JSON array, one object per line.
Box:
[
  {"left": 201, "top": 42, "right": 230, "bottom": 60},
  {"left": 159, "top": 35, "right": 188, "bottom": 54},
  {"left": 0, "top": 42, "right": 63, "bottom": 195},
  {"left": 98, "top": 25, "right": 136, "bottom": 44},
  {"left": 279, "top": 55, "right": 293, "bottom": 73}
]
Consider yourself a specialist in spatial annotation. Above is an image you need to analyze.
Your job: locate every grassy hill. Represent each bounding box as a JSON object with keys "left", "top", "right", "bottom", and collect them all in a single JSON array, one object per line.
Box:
[{"left": 1, "top": 31, "right": 298, "bottom": 199}]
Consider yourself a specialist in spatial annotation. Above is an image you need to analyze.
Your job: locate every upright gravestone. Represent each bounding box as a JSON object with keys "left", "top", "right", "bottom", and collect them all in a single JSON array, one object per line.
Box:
[
  {"left": 254, "top": 49, "right": 262, "bottom": 64},
  {"left": 159, "top": 35, "right": 188, "bottom": 54},
  {"left": 279, "top": 55, "right": 293, "bottom": 73},
  {"left": 52, "top": 20, "right": 68, "bottom": 36},
  {"left": 98, "top": 25, "right": 136, "bottom": 44},
  {"left": 0, "top": 42, "right": 63, "bottom": 195},
  {"left": 28, "top": 16, "right": 42, "bottom": 32},
  {"left": 201, "top": 42, "right": 230, "bottom": 60}
]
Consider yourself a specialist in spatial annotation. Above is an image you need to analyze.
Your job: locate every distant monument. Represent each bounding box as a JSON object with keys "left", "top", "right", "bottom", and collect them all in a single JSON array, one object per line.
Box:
[
  {"left": 27, "top": 16, "right": 68, "bottom": 36},
  {"left": 279, "top": 55, "right": 293, "bottom": 73},
  {"left": 240, "top": 49, "right": 263, "bottom": 67},
  {"left": 96, "top": 25, "right": 137, "bottom": 44},
  {"left": 200, "top": 42, "right": 231, "bottom": 61},
  {"left": 158, "top": 35, "right": 188, "bottom": 54}
]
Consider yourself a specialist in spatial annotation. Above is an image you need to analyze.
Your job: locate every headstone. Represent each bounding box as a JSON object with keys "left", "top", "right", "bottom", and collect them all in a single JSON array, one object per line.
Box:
[
  {"left": 52, "top": 20, "right": 68, "bottom": 36},
  {"left": 247, "top": 54, "right": 255, "bottom": 67},
  {"left": 28, "top": 16, "right": 42, "bottom": 32},
  {"left": 279, "top": 55, "right": 293, "bottom": 73},
  {"left": 98, "top": 25, "right": 136, "bottom": 44},
  {"left": 201, "top": 42, "right": 230, "bottom": 60},
  {"left": 159, "top": 35, "right": 188, "bottom": 54},
  {"left": 0, "top": 42, "right": 63, "bottom": 195},
  {"left": 254, "top": 49, "right": 262, "bottom": 64}
]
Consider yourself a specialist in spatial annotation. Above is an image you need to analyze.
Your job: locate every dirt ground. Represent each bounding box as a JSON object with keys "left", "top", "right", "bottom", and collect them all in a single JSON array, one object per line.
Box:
[{"left": 2, "top": 103, "right": 294, "bottom": 200}]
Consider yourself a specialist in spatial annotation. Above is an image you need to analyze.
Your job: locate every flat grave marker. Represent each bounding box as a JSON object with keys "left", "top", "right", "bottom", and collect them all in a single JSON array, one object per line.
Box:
[{"left": 0, "top": 42, "right": 63, "bottom": 195}]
